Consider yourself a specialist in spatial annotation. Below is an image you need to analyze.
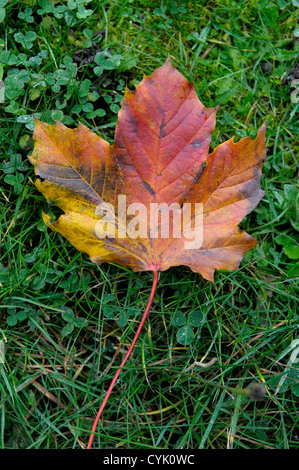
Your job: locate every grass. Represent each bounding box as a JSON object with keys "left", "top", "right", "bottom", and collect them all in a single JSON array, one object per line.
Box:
[{"left": 0, "top": 0, "right": 298, "bottom": 450}]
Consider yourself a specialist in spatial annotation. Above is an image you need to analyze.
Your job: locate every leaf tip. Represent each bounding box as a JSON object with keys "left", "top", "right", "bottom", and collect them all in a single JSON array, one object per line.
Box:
[
  {"left": 258, "top": 121, "right": 267, "bottom": 139},
  {"left": 165, "top": 52, "right": 172, "bottom": 63},
  {"left": 41, "top": 211, "right": 52, "bottom": 227}
]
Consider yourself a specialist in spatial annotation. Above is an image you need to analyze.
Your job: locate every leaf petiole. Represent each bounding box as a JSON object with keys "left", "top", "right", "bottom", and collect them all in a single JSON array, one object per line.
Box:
[{"left": 87, "top": 270, "right": 159, "bottom": 449}]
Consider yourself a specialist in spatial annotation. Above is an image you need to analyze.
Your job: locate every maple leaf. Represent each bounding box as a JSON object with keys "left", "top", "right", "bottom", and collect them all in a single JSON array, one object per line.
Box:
[
  {"left": 28, "top": 57, "right": 266, "bottom": 448},
  {"left": 29, "top": 57, "right": 266, "bottom": 283}
]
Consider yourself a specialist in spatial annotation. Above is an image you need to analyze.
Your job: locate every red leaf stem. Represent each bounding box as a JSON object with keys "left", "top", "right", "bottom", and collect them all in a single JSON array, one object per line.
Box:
[{"left": 87, "top": 271, "right": 159, "bottom": 449}]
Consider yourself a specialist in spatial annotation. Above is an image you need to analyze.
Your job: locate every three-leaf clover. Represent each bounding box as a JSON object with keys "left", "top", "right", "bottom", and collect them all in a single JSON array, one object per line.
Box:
[
  {"left": 171, "top": 310, "right": 203, "bottom": 346},
  {"left": 61, "top": 307, "right": 88, "bottom": 337},
  {"left": 14, "top": 31, "right": 37, "bottom": 50}
]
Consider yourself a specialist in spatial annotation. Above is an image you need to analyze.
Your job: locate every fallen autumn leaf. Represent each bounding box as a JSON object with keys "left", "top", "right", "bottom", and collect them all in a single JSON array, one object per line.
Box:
[{"left": 28, "top": 56, "right": 266, "bottom": 448}]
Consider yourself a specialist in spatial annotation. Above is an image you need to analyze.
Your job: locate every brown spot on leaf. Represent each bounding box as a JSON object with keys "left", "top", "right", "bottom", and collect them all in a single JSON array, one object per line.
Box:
[
  {"left": 193, "top": 161, "right": 206, "bottom": 184},
  {"left": 192, "top": 139, "right": 203, "bottom": 149},
  {"left": 142, "top": 180, "right": 155, "bottom": 196}
]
